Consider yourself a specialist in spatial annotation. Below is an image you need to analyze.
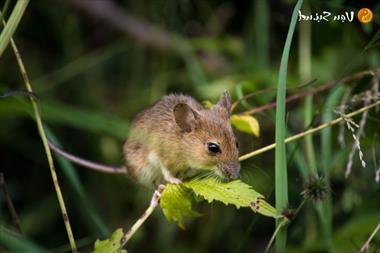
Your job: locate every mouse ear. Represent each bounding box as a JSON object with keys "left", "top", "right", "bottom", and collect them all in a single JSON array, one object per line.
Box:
[
  {"left": 173, "top": 103, "right": 199, "bottom": 132},
  {"left": 217, "top": 90, "right": 231, "bottom": 116}
]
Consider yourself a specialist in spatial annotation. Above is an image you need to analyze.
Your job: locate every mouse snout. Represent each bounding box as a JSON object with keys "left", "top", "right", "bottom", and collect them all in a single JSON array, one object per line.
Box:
[{"left": 218, "top": 161, "right": 240, "bottom": 180}]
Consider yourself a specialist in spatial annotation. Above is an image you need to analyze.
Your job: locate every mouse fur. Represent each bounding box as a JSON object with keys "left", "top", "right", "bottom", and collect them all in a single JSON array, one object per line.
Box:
[{"left": 123, "top": 91, "right": 240, "bottom": 188}]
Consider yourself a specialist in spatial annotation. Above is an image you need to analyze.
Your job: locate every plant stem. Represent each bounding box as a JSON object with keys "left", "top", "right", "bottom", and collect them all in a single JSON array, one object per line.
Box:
[
  {"left": 2, "top": 17, "right": 78, "bottom": 253},
  {"left": 359, "top": 222, "right": 380, "bottom": 252},
  {"left": 0, "top": 173, "right": 22, "bottom": 233},
  {"left": 274, "top": 1, "right": 303, "bottom": 251},
  {"left": 239, "top": 69, "right": 376, "bottom": 116},
  {"left": 239, "top": 99, "right": 380, "bottom": 161},
  {"left": 120, "top": 186, "right": 164, "bottom": 249},
  {"left": 0, "top": 0, "right": 29, "bottom": 57}
]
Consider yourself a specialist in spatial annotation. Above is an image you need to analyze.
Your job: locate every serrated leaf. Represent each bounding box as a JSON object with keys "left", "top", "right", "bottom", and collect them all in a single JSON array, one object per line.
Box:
[
  {"left": 230, "top": 114, "right": 260, "bottom": 137},
  {"left": 160, "top": 184, "right": 202, "bottom": 229},
  {"left": 185, "top": 178, "right": 276, "bottom": 218},
  {"left": 92, "top": 228, "right": 127, "bottom": 253}
]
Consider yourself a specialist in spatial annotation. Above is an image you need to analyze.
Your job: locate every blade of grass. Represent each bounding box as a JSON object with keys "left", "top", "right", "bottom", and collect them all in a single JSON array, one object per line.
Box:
[
  {"left": 253, "top": 0, "right": 269, "bottom": 70},
  {"left": 274, "top": 1, "right": 303, "bottom": 252},
  {"left": 0, "top": 226, "right": 48, "bottom": 253},
  {"left": 1, "top": 16, "right": 78, "bottom": 252},
  {"left": 1, "top": 0, "right": 12, "bottom": 22},
  {"left": 0, "top": 98, "right": 130, "bottom": 140},
  {"left": 298, "top": 3, "right": 317, "bottom": 175},
  {"left": 319, "top": 86, "right": 345, "bottom": 253},
  {"left": 0, "top": 0, "right": 29, "bottom": 57},
  {"left": 174, "top": 36, "right": 207, "bottom": 86},
  {"left": 46, "top": 128, "right": 110, "bottom": 237}
]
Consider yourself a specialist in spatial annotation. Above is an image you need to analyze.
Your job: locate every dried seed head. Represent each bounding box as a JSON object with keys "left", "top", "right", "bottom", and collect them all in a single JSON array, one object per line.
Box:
[{"left": 301, "top": 175, "right": 329, "bottom": 202}]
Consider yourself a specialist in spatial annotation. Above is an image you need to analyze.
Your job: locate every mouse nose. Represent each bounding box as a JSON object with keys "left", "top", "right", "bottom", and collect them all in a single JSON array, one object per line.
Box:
[{"left": 219, "top": 162, "right": 240, "bottom": 180}]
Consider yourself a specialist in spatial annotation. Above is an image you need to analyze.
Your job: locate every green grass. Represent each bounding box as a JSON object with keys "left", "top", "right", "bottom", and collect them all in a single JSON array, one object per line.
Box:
[
  {"left": 0, "top": 0, "right": 29, "bottom": 57},
  {"left": 274, "top": 0, "right": 303, "bottom": 252}
]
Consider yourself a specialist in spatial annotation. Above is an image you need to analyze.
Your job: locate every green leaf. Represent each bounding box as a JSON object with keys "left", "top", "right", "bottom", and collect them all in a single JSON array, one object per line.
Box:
[
  {"left": 230, "top": 114, "right": 260, "bottom": 137},
  {"left": 92, "top": 228, "right": 127, "bottom": 253},
  {"left": 202, "top": 100, "right": 214, "bottom": 109},
  {"left": 160, "top": 184, "right": 202, "bottom": 229},
  {"left": 185, "top": 178, "right": 276, "bottom": 218}
]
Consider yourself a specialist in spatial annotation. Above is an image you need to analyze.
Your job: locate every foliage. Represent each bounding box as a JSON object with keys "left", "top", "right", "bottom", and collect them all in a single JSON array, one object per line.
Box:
[
  {"left": 160, "top": 184, "right": 201, "bottom": 229},
  {"left": 1, "top": 0, "right": 380, "bottom": 252},
  {"left": 160, "top": 178, "right": 276, "bottom": 229},
  {"left": 230, "top": 115, "right": 260, "bottom": 137},
  {"left": 92, "top": 228, "right": 127, "bottom": 253}
]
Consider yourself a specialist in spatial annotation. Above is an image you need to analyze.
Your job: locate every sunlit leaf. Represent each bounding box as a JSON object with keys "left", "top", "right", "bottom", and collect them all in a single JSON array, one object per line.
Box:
[
  {"left": 160, "top": 184, "right": 202, "bottom": 229},
  {"left": 184, "top": 178, "right": 276, "bottom": 217},
  {"left": 230, "top": 114, "right": 260, "bottom": 137},
  {"left": 92, "top": 228, "right": 127, "bottom": 253},
  {"left": 202, "top": 100, "right": 214, "bottom": 109}
]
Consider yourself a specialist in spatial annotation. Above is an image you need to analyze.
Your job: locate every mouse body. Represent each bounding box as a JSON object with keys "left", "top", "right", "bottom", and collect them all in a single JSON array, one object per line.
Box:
[{"left": 123, "top": 91, "right": 240, "bottom": 188}]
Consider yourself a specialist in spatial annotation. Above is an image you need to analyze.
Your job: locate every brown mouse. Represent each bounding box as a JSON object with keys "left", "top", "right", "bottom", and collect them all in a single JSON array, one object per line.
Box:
[
  {"left": 48, "top": 91, "right": 240, "bottom": 188},
  {"left": 124, "top": 91, "right": 240, "bottom": 187}
]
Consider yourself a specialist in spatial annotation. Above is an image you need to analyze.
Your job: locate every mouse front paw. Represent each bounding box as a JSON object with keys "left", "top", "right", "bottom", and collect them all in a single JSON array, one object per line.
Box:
[{"left": 164, "top": 174, "right": 182, "bottom": 184}]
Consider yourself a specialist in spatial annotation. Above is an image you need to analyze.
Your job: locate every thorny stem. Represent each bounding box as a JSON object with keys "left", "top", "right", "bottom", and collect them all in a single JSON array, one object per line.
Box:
[
  {"left": 359, "top": 222, "right": 380, "bottom": 253},
  {"left": 2, "top": 16, "right": 78, "bottom": 253},
  {"left": 239, "top": 99, "right": 380, "bottom": 161},
  {"left": 119, "top": 185, "right": 165, "bottom": 249},
  {"left": 239, "top": 69, "right": 376, "bottom": 116}
]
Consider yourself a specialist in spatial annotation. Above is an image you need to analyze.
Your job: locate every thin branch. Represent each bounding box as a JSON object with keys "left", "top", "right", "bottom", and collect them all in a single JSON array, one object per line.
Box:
[
  {"left": 119, "top": 185, "right": 165, "bottom": 249},
  {"left": 67, "top": 0, "right": 174, "bottom": 50},
  {"left": 239, "top": 99, "right": 380, "bottom": 161},
  {"left": 1, "top": 15, "right": 78, "bottom": 253},
  {"left": 239, "top": 69, "right": 377, "bottom": 116},
  {"left": 359, "top": 222, "right": 380, "bottom": 253},
  {"left": 0, "top": 173, "right": 22, "bottom": 234}
]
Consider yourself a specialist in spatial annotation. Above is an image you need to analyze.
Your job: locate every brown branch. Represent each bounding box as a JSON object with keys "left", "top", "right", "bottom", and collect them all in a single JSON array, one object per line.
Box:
[
  {"left": 0, "top": 173, "right": 22, "bottom": 234},
  {"left": 239, "top": 68, "right": 378, "bottom": 116},
  {"left": 66, "top": 0, "right": 174, "bottom": 50}
]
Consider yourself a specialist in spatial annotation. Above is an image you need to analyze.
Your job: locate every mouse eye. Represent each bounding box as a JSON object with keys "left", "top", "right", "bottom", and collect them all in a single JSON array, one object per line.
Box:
[{"left": 207, "top": 142, "right": 221, "bottom": 155}]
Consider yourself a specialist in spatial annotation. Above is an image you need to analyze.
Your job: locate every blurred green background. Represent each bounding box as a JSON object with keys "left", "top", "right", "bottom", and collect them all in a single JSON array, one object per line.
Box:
[{"left": 1, "top": 0, "right": 380, "bottom": 252}]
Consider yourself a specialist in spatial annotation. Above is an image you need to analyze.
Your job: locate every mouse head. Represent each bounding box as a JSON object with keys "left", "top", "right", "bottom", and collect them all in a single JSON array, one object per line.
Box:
[{"left": 173, "top": 91, "right": 240, "bottom": 179}]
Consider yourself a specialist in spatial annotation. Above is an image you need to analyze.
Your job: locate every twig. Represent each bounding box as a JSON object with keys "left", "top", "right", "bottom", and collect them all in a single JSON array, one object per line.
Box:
[
  {"left": 66, "top": 0, "right": 174, "bottom": 50},
  {"left": 359, "top": 222, "right": 380, "bottom": 253},
  {"left": 119, "top": 185, "right": 165, "bottom": 249},
  {"left": 265, "top": 218, "right": 289, "bottom": 253},
  {"left": 0, "top": 173, "right": 22, "bottom": 234},
  {"left": 1, "top": 15, "right": 78, "bottom": 253},
  {"left": 239, "top": 99, "right": 380, "bottom": 161},
  {"left": 239, "top": 69, "right": 376, "bottom": 116}
]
